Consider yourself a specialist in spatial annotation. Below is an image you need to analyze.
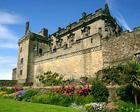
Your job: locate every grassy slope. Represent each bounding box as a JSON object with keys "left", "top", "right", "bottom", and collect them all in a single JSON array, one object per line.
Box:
[{"left": 0, "top": 98, "right": 81, "bottom": 112}]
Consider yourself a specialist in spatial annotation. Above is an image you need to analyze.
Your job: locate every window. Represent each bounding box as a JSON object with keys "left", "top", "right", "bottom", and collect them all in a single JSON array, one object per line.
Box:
[
  {"left": 33, "top": 45, "right": 37, "bottom": 50},
  {"left": 21, "top": 58, "right": 23, "bottom": 64},
  {"left": 91, "top": 38, "right": 93, "bottom": 43},
  {"left": 81, "top": 26, "right": 90, "bottom": 37},
  {"left": 39, "top": 48, "right": 43, "bottom": 56},
  {"left": 20, "top": 70, "right": 22, "bottom": 76},
  {"left": 53, "top": 46, "right": 57, "bottom": 52},
  {"left": 98, "top": 27, "right": 102, "bottom": 37}
]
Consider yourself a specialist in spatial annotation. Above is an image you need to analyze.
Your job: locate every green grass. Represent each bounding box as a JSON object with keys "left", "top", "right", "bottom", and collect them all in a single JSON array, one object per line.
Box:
[{"left": 0, "top": 98, "right": 83, "bottom": 112}]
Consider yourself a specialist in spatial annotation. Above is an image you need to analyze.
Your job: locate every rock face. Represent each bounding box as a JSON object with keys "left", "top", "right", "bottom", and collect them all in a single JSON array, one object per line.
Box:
[{"left": 12, "top": 4, "right": 140, "bottom": 85}]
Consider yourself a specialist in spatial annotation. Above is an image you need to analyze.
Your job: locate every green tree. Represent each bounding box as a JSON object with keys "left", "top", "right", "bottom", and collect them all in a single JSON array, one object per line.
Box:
[
  {"left": 123, "top": 60, "right": 140, "bottom": 106},
  {"left": 91, "top": 81, "right": 109, "bottom": 102},
  {"left": 99, "top": 60, "right": 140, "bottom": 106}
]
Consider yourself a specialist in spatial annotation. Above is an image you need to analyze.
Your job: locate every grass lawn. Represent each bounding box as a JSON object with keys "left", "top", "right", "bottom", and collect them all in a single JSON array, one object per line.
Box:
[{"left": 0, "top": 98, "right": 83, "bottom": 112}]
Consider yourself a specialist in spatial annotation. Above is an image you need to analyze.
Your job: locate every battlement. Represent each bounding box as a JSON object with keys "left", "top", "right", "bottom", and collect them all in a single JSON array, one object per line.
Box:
[{"left": 51, "top": 4, "right": 115, "bottom": 37}]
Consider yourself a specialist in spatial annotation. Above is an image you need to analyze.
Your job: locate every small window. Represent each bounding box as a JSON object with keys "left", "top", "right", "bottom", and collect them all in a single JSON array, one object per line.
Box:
[
  {"left": 98, "top": 27, "right": 102, "bottom": 37},
  {"left": 53, "top": 46, "right": 57, "bottom": 52},
  {"left": 21, "top": 58, "right": 23, "bottom": 64},
  {"left": 33, "top": 45, "right": 37, "bottom": 50},
  {"left": 20, "top": 70, "right": 22, "bottom": 76},
  {"left": 39, "top": 48, "right": 43, "bottom": 56},
  {"left": 91, "top": 38, "right": 93, "bottom": 43}
]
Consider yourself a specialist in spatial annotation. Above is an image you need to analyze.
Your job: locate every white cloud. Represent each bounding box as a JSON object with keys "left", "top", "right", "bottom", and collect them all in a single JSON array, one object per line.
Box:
[
  {"left": 0, "top": 11, "right": 23, "bottom": 79},
  {"left": 0, "top": 11, "right": 22, "bottom": 24},
  {"left": 0, "top": 56, "right": 17, "bottom": 64},
  {"left": 0, "top": 25, "right": 18, "bottom": 40},
  {"left": 0, "top": 25, "right": 18, "bottom": 48},
  {"left": 0, "top": 11, "right": 23, "bottom": 48},
  {"left": 106, "top": 0, "right": 132, "bottom": 31},
  {"left": 0, "top": 56, "right": 17, "bottom": 80},
  {"left": 115, "top": 13, "right": 132, "bottom": 31}
]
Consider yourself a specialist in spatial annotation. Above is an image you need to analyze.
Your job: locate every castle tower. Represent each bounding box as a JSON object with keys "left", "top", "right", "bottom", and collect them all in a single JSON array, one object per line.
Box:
[
  {"left": 15, "top": 21, "right": 32, "bottom": 83},
  {"left": 16, "top": 22, "right": 49, "bottom": 84}
]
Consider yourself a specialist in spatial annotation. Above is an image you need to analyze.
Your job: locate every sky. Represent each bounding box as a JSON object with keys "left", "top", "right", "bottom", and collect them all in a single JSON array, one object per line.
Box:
[{"left": 0, "top": 0, "right": 140, "bottom": 80}]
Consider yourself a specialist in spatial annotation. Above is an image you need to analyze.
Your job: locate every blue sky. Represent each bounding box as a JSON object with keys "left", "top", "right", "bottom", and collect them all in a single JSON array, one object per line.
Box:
[{"left": 0, "top": 0, "right": 140, "bottom": 80}]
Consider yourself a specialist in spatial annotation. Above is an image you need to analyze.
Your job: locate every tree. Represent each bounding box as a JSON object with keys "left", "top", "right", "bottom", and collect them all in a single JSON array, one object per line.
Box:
[
  {"left": 91, "top": 81, "right": 109, "bottom": 102},
  {"left": 123, "top": 60, "right": 140, "bottom": 106},
  {"left": 98, "top": 60, "right": 140, "bottom": 106}
]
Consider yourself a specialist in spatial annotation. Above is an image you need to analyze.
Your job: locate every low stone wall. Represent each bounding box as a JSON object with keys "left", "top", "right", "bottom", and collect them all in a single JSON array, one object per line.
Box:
[{"left": 0, "top": 80, "right": 17, "bottom": 87}]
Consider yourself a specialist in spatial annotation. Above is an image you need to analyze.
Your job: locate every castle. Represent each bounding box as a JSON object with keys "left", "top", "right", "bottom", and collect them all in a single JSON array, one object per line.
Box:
[{"left": 12, "top": 4, "right": 140, "bottom": 85}]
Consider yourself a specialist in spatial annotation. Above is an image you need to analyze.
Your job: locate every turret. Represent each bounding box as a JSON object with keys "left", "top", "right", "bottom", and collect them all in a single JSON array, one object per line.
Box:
[
  {"left": 39, "top": 28, "right": 48, "bottom": 37},
  {"left": 25, "top": 21, "right": 30, "bottom": 35}
]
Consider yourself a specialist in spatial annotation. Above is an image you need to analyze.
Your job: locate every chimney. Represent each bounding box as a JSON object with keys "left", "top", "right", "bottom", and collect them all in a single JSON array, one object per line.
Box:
[
  {"left": 40, "top": 28, "right": 48, "bottom": 37},
  {"left": 25, "top": 21, "right": 30, "bottom": 35}
]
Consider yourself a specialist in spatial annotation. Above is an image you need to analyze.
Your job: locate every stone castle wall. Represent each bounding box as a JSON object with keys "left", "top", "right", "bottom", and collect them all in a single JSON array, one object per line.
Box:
[
  {"left": 102, "top": 28, "right": 140, "bottom": 67},
  {"left": 34, "top": 34, "right": 103, "bottom": 83}
]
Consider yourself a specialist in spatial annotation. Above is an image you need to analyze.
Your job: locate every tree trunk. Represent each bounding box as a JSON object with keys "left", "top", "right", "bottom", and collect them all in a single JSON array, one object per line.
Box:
[{"left": 134, "top": 94, "right": 138, "bottom": 106}]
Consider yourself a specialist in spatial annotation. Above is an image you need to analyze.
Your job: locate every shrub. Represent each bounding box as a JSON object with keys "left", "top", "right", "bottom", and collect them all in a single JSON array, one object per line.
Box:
[
  {"left": 31, "top": 94, "right": 49, "bottom": 104},
  {"left": 58, "top": 94, "right": 73, "bottom": 106},
  {"left": 0, "top": 91, "right": 6, "bottom": 97},
  {"left": 32, "top": 93, "right": 73, "bottom": 107},
  {"left": 74, "top": 94, "right": 94, "bottom": 105},
  {"left": 117, "top": 101, "right": 136, "bottom": 112},
  {"left": 91, "top": 81, "right": 109, "bottom": 102},
  {"left": 117, "top": 85, "right": 134, "bottom": 103},
  {"left": 22, "top": 89, "right": 39, "bottom": 102},
  {"left": 0, "top": 87, "right": 15, "bottom": 94},
  {"left": 48, "top": 93, "right": 73, "bottom": 106},
  {"left": 2, "top": 93, "right": 16, "bottom": 99},
  {"left": 76, "top": 84, "right": 91, "bottom": 96}
]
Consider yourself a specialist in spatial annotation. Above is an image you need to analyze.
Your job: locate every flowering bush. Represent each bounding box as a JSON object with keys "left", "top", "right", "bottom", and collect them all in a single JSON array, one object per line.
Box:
[
  {"left": 63, "top": 84, "right": 75, "bottom": 96},
  {"left": 12, "top": 85, "right": 24, "bottom": 92},
  {"left": 0, "top": 91, "right": 6, "bottom": 97},
  {"left": 85, "top": 102, "right": 106, "bottom": 112},
  {"left": 51, "top": 86, "right": 63, "bottom": 94},
  {"left": 16, "top": 89, "right": 25, "bottom": 101},
  {"left": 51, "top": 84, "right": 91, "bottom": 96},
  {"left": 76, "top": 84, "right": 91, "bottom": 96},
  {"left": 2, "top": 93, "right": 16, "bottom": 99}
]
